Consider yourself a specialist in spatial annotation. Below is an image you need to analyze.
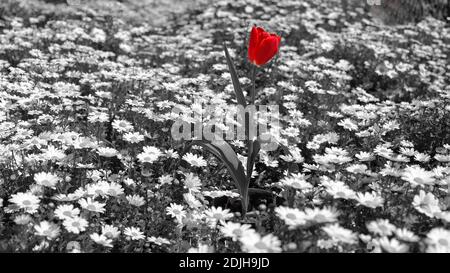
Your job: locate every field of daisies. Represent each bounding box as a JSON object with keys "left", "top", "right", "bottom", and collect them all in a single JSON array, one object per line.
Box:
[{"left": 0, "top": 0, "right": 449, "bottom": 253}]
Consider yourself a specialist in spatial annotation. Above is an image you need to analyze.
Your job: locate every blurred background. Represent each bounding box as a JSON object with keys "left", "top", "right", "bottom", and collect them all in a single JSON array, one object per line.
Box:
[
  {"left": 1, "top": 0, "right": 449, "bottom": 26},
  {"left": 357, "top": 0, "right": 449, "bottom": 24}
]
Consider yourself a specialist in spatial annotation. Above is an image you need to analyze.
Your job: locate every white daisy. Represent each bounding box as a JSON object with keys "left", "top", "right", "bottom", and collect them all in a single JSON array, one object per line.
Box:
[
  {"left": 124, "top": 227, "right": 145, "bottom": 240},
  {"left": 412, "top": 190, "right": 441, "bottom": 217},
  {"left": 112, "top": 119, "right": 134, "bottom": 133},
  {"left": 158, "top": 175, "right": 174, "bottom": 185},
  {"left": 182, "top": 153, "right": 207, "bottom": 167},
  {"left": 86, "top": 181, "right": 110, "bottom": 197},
  {"left": 137, "top": 146, "right": 162, "bottom": 164},
  {"left": 366, "top": 219, "right": 396, "bottom": 236},
  {"left": 374, "top": 145, "right": 394, "bottom": 159},
  {"left": 304, "top": 206, "right": 339, "bottom": 224},
  {"left": 126, "top": 194, "right": 145, "bottom": 207},
  {"left": 166, "top": 203, "right": 186, "bottom": 222},
  {"left": 78, "top": 197, "right": 106, "bottom": 214},
  {"left": 426, "top": 228, "right": 450, "bottom": 253},
  {"left": 275, "top": 206, "right": 307, "bottom": 228},
  {"left": 355, "top": 151, "right": 375, "bottom": 162},
  {"left": 279, "top": 173, "right": 312, "bottom": 191},
  {"left": 338, "top": 118, "right": 358, "bottom": 131},
  {"left": 101, "top": 224, "right": 121, "bottom": 239},
  {"left": 42, "top": 145, "right": 66, "bottom": 161},
  {"left": 34, "top": 221, "right": 60, "bottom": 240},
  {"left": 401, "top": 165, "right": 436, "bottom": 187},
  {"left": 356, "top": 192, "right": 384, "bottom": 209},
  {"left": 63, "top": 216, "right": 89, "bottom": 234},
  {"left": 240, "top": 231, "right": 282, "bottom": 253},
  {"left": 147, "top": 236, "right": 171, "bottom": 246},
  {"left": 54, "top": 204, "right": 80, "bottom": 220},
  {"left": 14, "top": 214, "right": 32, "bottom": 225},
  {"left": 123, "top": 132, "right": 144, "bottom": 143},
  {"left": 379, "top": 237, "right": 409, "bottom": 253},
  {"left": 322, "top": 223, "right": 357, "bottom": 244},
  {"left": 395, "top": 228, "right": 419, "bottom": 242},
  {"left": 34, "top": 172, "right": 59, "bottom": 189},
  {"left": 183, "top": 193, "right": 202, "bottom": 208},
  {"left": 97, "top": 147, "right": 118, "bottom": 158},
  {"left": 165, "top": 149, "right": 179, "bottom": 159},
  {"left": 90, "top": 233, "right": 113, "bottom": 248},
  {"left": 219, "top": 221, "right": 253, "bottom": 241},
  {"left": 204, "top": 206, "right": 234, "bottom": 227},
  {"left": 321, "top": 178, "right": 356, "bottom": 200},
  {"left": 183, "top": 173, "right": 202, "bottom": 193},
  {"left": 414, "top": 152, "right": 431, "bottom": 163},
  {"left": 9, "top": 192, "right": 41, "bottom": 213},
  {"left": 106, "top": 182, "right": 124, "bottom": 197}
]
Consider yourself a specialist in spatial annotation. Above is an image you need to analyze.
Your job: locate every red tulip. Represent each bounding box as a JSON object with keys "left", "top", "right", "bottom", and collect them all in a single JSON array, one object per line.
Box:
[{"left": 247, "top": 26, "right": 281, "bottom": 66}]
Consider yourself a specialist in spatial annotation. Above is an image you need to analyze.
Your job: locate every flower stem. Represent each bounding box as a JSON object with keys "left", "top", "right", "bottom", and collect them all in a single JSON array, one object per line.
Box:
[
  {"left": 243, "top": 66, "right": 258, "bottom": 217},
  {"left": 250, "top": 65, "right": 257, "bottom": 104}
]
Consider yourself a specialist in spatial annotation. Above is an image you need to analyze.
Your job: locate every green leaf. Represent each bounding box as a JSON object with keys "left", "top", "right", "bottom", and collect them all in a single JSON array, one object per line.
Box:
[
  {"left": 246, "top": 139, "right": 261, "bottom": 180},
  {"left": 186, "top": 139, "right": 249, "bottom": 215},
  {"left": 223, "top": 43, "right": 247, "bottom": 108}
]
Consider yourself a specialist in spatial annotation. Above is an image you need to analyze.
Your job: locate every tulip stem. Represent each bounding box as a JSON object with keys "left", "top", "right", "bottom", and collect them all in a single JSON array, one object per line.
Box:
[{"left": 250, "top": 66, "right": 257, "bottom": 104}]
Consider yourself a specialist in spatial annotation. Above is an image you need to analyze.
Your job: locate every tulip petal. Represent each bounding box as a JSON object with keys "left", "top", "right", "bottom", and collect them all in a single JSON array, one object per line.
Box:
[
  {"left": 258, "top": 30, "right": 270, "bottom": 44},
  {"left": 247, "top": 26, "right": 260, "bottom": 63},
  {"left": 254, "top": 36, "right": 280, "bottom": 66},
  {"left": 248, "top": 26, "right": 268, "bottom": 64},
  {"left": 255, "top": 27, "right": 266, "bottom": 44}
]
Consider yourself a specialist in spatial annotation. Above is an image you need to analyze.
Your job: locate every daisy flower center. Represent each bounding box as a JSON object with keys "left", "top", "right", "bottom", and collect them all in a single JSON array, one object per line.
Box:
[
  {"left": 254, "top": 241, "right": 268, "bottom": 249},
  {"left": 232, "top": 229, "right": 242, "bottom": 236},
  {"left": 286, "top": 213, "right": 297, "bottom": 220},
  {"left": 213, "top": 213, "right": 223, "bottom": 219},
  {"left": 379, "top": 225, "right": 388, "bottom": 233},
  {"left": 87, "top": 204, "right": 97, "bottom": 211},
  {"left": 413, "top": 177, "right": 424, "bottom": 184},
  {"left": 314, "top": 214, "right": 327, "bottom": 222},
  {"left": 336, "top": 191, "right": 346, "bottom": 197},
  {"left": 438, "top": 238, "right": 448, "bottom": 246}
]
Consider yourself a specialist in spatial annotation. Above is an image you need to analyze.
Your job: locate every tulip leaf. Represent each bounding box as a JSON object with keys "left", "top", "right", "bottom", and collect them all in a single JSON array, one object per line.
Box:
[
  {"left": 223, "top": 43, "right": 247, "bottom": 108},
  {"left": 246, "top": 139, "right": 261, "bottom": 180},
  {"left": 185, "top": 139, "right": 249, "bottom": 215}
]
